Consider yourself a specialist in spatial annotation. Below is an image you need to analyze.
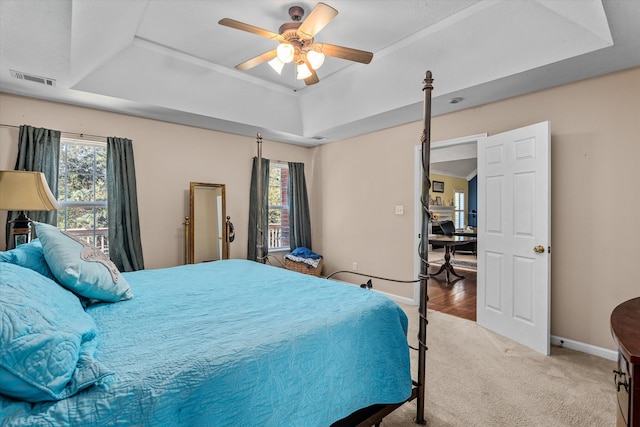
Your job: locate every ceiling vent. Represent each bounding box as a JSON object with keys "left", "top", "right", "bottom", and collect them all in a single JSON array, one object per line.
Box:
[
  {"left": 312, "top": 136, "right": 328, "bottom": 141},
  {"left": 10, "top": 70, "right": 56, "bottom": 86}
]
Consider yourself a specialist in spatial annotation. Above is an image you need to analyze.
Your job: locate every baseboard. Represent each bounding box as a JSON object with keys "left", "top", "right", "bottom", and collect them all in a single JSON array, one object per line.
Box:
[
  {"left": 374, "top": 289, "right": 416, "bottom": 306},
  {"left": 551, "top": 335, "right": 618, "bottom": 361},
  {"left": 379, "top": 290, "right": 617, "bottom": 361}
]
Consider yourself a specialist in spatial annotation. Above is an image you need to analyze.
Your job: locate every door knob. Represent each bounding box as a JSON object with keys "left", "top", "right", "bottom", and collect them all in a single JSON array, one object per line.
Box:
[{"left": 534, "top": 245, "right": 545, "bottom": 254}]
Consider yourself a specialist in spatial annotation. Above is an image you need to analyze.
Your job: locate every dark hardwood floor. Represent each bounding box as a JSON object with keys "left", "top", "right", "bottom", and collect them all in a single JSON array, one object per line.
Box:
[{"left": 427, "top": 263, "right": 477, "bottom": 322}]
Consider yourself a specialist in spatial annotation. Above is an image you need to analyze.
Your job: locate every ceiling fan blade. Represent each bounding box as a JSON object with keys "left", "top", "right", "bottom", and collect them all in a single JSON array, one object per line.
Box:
[
  {"left": 317, "top": 43, "right": 373, "bottom": 64},
  {"left": 303, "top": 58, "right": 320, "bottom": 85},
  {"left": 218, "top": 18, "right": 283, "bottom": 41},
  {"left": 298, "top": 3, "right": 338, "bottom": 39},
  {"left": 304, "top": 72, "right": 320, "bottom": 86},
  {"left": 236, "top": 49, "right": 277, "bottom": 71}
]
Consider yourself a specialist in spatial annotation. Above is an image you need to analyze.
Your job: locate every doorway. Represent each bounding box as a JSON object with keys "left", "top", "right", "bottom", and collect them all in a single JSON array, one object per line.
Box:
[
  {"left": 415, "top": 123, "right": 552, "bottom": 355},
  {"left": 413, "top": 133, "right": 484, "bottom": 317}
]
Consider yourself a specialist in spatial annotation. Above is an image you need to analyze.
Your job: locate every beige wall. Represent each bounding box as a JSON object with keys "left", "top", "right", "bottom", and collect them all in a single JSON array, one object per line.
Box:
[
  {"left": 0, "top": 94, "right": 313, "bottom": 268},
  {"left": 315, "top": 67, "right": 640, "bottom": 351},
  {"left": 1, "top": 67, "right": 638, "bottom": 351}
]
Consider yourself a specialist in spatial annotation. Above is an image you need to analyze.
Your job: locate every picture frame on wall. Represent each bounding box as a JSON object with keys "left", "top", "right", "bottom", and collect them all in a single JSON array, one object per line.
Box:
[{"left": 433, "top": 181, "right": 444, "bottom": 193}]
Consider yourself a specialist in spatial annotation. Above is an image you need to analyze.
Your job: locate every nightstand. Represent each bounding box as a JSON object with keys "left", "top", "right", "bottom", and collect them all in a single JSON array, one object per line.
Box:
[{"left": 611, "top": 297, "right": 640, "bottom": 427}]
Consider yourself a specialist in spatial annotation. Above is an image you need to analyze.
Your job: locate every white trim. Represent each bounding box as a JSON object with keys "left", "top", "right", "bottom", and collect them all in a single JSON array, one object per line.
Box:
[
  {"left": 430, "top": 133, "right": 487, "bottom": 149},
  {"left": 327, "top": 280, "right": 417, "bottom": 306},
  {"left": 550, "top": 335, "right": 617, "bottom": 361},
  {"left": 374, "top": 289, "right": 417, "bottom": 306},
  {"left": 61, "top": 136, "right": 106, "bottom": 146},
  {"left": 370, "top": 286, "right": 618, "bottom": 361},
  {"left": 414, "top": 133, "right": 487, "bottom": 305}
]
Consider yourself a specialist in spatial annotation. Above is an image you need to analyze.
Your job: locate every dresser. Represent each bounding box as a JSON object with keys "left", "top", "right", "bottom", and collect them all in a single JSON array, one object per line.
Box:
[{"left": 611, "top": 297, "right": 640, "bottom": 427}]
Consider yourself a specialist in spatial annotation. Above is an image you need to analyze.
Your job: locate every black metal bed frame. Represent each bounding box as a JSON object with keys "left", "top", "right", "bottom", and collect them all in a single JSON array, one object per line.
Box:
[{"left": 254, "top": 71, "right": 434, "bottom": 426}]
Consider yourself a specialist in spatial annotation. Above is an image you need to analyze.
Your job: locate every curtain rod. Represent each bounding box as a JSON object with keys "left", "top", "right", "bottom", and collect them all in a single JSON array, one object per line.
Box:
[
  {"left": 0, "top": 123, "right": 108, "bottom": 141},
  {"left": 254, "top": 155, "right": 290, "bottom": 165}
]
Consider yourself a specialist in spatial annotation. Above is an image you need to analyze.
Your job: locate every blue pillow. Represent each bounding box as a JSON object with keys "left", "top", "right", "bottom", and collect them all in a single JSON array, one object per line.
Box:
[
  {"left": 0, "top": 238, "right": 56, "bottom": 280},
  {"left": 0, "top": 262, "right": 114, "bottom": 402},
  {"left": 35, "top": 222, "right": 133, "bottom": 303}
]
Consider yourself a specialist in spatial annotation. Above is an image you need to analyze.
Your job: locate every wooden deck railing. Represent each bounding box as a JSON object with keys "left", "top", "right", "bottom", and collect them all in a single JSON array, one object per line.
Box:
[
  {"left": 268, "top": 224, "right": 289, "bottom": 249},
  {"left": 64, "top": 228, "right": 109, "bottom": 254}
]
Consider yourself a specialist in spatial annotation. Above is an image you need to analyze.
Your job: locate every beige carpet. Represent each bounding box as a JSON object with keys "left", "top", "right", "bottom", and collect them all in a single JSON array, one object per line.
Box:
[{"left": 381, "top": 304, "right": 617, "bottom": 427}]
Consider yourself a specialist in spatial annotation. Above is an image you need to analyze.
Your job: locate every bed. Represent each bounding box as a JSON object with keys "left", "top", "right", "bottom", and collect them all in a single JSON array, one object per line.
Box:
[
  {"left": 1, "top": 256, "right": 411, "bottom": 426},
  {"left": 0, "top": 71, "right": 435, "bottom": 426}
]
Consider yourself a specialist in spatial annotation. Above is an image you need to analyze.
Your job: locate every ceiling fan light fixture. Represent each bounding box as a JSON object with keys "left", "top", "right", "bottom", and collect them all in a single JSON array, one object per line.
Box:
[
  {"left": 276, "top": 43, "right": 295, "bottom": 63},
  {"left": 219, "top": 3, "right": 373, "bottom": 86},
  {"left": 307, "top": 50, "right": 325, "bottom": 70},
  {"left": 268, "top": 57, "right": 285, "bottom": 74},
  {"left": 296, "top": 63, "right": 312, "bottom": 80}
]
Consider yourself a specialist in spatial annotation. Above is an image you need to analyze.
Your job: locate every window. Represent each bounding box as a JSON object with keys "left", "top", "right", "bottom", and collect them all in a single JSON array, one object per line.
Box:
[
  {"left": 57, "top": 139, "right": 109, "bottom": 253},
  {"left": 268, "top": 162, "right": 290, "bottom": 250},
  {"left": 454, "top": 189, "right": 465, "bottom": 230}
]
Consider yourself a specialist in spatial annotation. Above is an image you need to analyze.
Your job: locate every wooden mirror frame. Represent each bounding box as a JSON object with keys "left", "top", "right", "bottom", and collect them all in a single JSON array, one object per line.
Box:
[{"left": 187, "top": 182, "right": 227, "bottom": 263}]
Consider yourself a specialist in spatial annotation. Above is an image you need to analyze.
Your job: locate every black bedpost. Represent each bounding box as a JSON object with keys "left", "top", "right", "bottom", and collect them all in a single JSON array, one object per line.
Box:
[
  {"left": 415, "top": 70, "right": 433, "bottom": 425},
  {"left": 256, "top": 132, "right": 265, "bottom": 263}
]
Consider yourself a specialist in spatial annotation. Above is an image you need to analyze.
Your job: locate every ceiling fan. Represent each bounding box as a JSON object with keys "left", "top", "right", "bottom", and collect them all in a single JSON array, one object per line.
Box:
[{"left": 218, "top": 2, "right": 373, "bottom": 86}]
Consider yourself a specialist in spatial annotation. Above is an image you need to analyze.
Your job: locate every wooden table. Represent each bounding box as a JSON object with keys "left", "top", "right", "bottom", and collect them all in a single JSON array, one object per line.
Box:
[{"left": 428, "top": 234, "right": 477, "bottom": 283}]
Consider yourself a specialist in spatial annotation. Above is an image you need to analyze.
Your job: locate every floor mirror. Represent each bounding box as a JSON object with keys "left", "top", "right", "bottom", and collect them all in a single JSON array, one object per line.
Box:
[{"left": 186, "top": 182, "right": 227, "bottom": 263}]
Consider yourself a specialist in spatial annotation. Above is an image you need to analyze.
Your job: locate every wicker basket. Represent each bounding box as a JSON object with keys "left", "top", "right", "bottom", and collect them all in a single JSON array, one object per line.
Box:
[{"left": 284, "top": 257, "right": 323, "bottom": 277}]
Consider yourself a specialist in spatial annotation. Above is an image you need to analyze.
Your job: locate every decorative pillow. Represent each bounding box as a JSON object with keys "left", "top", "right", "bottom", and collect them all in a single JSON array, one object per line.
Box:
[
  {"left": 0, "top": 262, "right": 114, "bottom": 402},
  {"left": 0, "top": 238, "right": 56, "bottom": 280},
  {"left": 35, "top": 222, "right": 133, "bottom": 303}
]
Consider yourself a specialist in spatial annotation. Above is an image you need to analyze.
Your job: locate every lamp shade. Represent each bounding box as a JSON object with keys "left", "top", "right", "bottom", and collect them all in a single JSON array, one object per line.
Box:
[
  {"left": 296, "top": 63, "right": 312, "bottom": 80},
  {"left": 0, "top": 170, "right": 59, "bottom": 211},
  {"left": 276, "top": 43, "right": 295, "bottom": 63},
  {"left": 268, "top": 57, "right": 285, "bottom": 75},
  {"left": 307, "top": 50, "right": 325, "bottom": 70}
]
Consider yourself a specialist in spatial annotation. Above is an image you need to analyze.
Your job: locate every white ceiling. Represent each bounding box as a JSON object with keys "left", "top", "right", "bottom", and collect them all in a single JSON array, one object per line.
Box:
[
  {"left": 430, "top": 138, "right": 480, "bottom": 179},
  {"left": 1, "top": 0, "right": 639, "bottom": 148}
]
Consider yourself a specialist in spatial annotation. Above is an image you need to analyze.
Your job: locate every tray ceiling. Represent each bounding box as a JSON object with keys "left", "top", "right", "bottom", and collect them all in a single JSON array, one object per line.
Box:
[{"left": 1, "top": 0, "right": 638, "bottom": 146}]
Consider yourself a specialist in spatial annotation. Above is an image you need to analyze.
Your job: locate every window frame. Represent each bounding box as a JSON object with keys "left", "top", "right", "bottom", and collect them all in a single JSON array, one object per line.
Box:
[
  {"left": 57, "top": 137, "right": 109, "bottom": 253},
  {"left": 267, "top": 161, "right": 290, "bottom": 252},
  {"left": 453, "top": 189, "right": 466, "bottom": 230}
]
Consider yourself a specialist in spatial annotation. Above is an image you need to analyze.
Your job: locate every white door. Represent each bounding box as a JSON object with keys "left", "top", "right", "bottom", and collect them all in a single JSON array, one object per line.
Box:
[{"left": 477, "top": 121, "right": 551, "bottom": 355}]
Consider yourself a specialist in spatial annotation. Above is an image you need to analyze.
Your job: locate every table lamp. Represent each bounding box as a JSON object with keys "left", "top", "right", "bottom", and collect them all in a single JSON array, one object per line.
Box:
[{"left": 0, "top": 170, "right": 59, "bottom": 247}]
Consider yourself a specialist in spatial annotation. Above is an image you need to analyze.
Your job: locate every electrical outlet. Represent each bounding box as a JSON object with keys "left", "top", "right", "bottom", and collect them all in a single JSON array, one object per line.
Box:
[
  {"left": 395, "top": 205, "right": 404, "bottom": 215},
  {"left": 352, "top": 262, "right": 358, "bottom": 271}
]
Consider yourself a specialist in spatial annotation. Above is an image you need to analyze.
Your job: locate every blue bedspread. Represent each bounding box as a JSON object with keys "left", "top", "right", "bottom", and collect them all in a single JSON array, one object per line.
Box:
[{"left": 1, "top": 260, "right": 411, "bottom": 426}]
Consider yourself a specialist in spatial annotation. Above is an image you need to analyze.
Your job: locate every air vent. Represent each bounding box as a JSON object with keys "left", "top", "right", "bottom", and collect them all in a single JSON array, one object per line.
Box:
[
  {"left": 10, "top": 70, "right": 56, "bottom": 86},
  {"left": 312, "top": 136, "right": 327, "bottom": 141}
]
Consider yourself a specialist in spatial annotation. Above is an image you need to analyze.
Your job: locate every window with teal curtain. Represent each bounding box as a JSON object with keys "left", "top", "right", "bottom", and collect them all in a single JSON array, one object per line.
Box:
[
  {"left": 5, "top": 125, "right": 60, "bottom": 249},
  {"left": 247, "top": 159, "right": 312, "bottom": 260},
  {"left": 4, "top": 127, "right": 144, "bottom": 271}
]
